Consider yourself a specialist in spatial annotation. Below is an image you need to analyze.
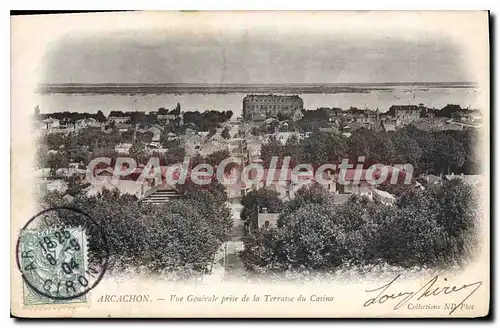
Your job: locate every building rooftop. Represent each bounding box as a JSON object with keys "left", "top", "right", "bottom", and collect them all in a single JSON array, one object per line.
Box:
[
  {"left": 115, "top": 123, "right": 131, "bottom": 130},
  {"left": 389, "top": 105, "right": 421, "bottom": 111},
  {"left": 373, "top": 189, "right": 396, "bottom": 199},
  {"left": 444, "top": 174, "right": 483, "bottom": 186},
  {"left": 244, "top": 94, "right": 302, "bottom": 99}
]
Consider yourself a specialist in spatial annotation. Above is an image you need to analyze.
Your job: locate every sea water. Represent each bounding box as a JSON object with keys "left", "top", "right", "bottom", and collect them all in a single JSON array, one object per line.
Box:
[{"left": 35, "top": 86, "right": 482, "bottom": 116}]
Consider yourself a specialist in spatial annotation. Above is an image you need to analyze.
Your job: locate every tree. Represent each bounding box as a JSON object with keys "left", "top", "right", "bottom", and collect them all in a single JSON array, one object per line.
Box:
[
  {"left": 322, "top": 133, "right": 348, "bottom": 164},
  {"left": 189, "top": 154, "right": 206, "bottom": 168},
  {"left": 283, "top": 133, "right": 303, "bottom": 164},
  {"left": 241, "top": 199, "right": 384, "bottom": 273},
  {"left": 38, "top": 185, "right": 232, "bottom": 278},
  {"left": 66, "top": 174, "right": 90, "bottom": 197},
  {"left": 435, "top": 132, "right": 466, "bottom": 174},
  {"left": 35, "top": 143, "right": 50, "bottom": 168},
  {"left": 299, "top": 134, "right": 328, "bottom": 164},
  {"left": 460, "top": 130, "right": 481, "bottom": 174},
  {"left": 241, "top": 188, "right": 283, "bottom": 231},
  {"left": 137, "top": 131, "right": 154, "bottom": 143},
  {"left": 224, "top": 111, "right": 233, "bottom": 121},
  {"left": 239, "top": 228, "right": 280, "bottom": 273},
  {"left": 391, "top": 129, "right": 422, "bottom": 167},
  {"left": 68, "top": 147, "right": 91, "bottom": 165},
  {"left": 172, "top": 103, "right": 181, "bottom": 116},
  {"left": 261, "top": 135, "right": 285, "bottom": 168},
  {"left": 348, "top": 128, "right": 395, "bottom": 164},
  {"left": 221, "top": 126, "right": 230, "bottom": 139},
  {"left": 140, "top": 198, "right": 226, "bottom": 275},
  {"left": 295, "top": 108, "right": 330, "bottom": 132},
  {"left": 376, "top": 179, "right": 418, "bottom": 198},
  {"left": 278, "top": 182, "right": 334, "bottom": 222},
  {"left": 405, "top": 126, "right": 438, "bottom": 174},
  {"left": 164, "top": 145, "right": 186, "bottom": 165},
  {"left": 277, "top": 112, "right": 289, "bottom": 121},
  {"left": 435, "top": 179, "right": 480, "bottom": 263},
  {"left": 96, "top": 110, "right": 107, "bottom": 122},
  {"left": 184, "top": 186, "right": 233, "bottom": 244},
  {"left": 158, "top": 107, "right": 169, "bottom": 115},
  {"left": 437, "top": 104, "right": 462, "bottom": 118},
  {"left": 182, "top": 110, "right": 232, "bottom": 132},
  {"left": 45, "top": 133, "right": 67, "bottom": 150},
  {"left": 374, "top": 198, "right": 447, "bottom": 267},
  {"left": 207, "top": 127, "right": 217, "bottom": 139},
  {"left": 241, "top": 203, "right": 339, "bottom": 272},
  {"left": 206, "top": 149, "right": 231, "bottom": 169},
  {"left": 240, "top": 178, "right": 480, "bottom": 275},
  {"left": 382, "top": 181, "right": 479, "bottom": 267},
  {"left": 129, "top": 142, "right": 149, "bottom": 164},
  {"left": 47, "top": 151, "right": 70, "bottom": 175}
]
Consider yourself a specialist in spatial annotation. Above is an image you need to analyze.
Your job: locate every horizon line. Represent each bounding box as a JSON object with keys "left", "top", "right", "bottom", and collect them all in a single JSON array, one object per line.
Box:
[{"left": 39, "top": 81, "right": 476, "bottom": 86}]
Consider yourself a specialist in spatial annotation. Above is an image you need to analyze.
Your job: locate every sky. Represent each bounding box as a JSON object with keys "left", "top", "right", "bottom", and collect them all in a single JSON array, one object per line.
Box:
[{"left": 41, "top": 30, "right": 469, "bottom": 85}]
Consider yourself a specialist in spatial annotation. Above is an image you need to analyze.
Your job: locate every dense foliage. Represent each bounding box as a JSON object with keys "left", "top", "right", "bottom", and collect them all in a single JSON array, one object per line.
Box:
[
  {"left": 260, "top": 127, "right": 480, "bottom": 175},
  {"left": 240, "top": 188, "right": 283, "bottom": 232},
  {"left": 221, "top": 126, "right": 231, "bottom": 139},
  {"left": 38, "top": 110, "right": 107, "bottom": 123},
  {"left": 183, "top": 110, "right": 233, "bottom": 131},
  {"left": 240, "top": 179, "right": 480, "bottom": 274},
  {"left": 39, "top": 184, "right": 233, "bottom": 278}
]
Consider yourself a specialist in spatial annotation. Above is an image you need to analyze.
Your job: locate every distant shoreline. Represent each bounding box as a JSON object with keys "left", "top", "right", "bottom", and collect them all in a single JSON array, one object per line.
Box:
[{"left": 37, "top": 82, "right": 477, "bottom": 95}]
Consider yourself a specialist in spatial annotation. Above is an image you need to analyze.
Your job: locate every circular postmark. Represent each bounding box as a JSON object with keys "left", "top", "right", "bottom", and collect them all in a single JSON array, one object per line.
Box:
[{"left": 16, "top": 207, "right": 109, "bottom": 300}]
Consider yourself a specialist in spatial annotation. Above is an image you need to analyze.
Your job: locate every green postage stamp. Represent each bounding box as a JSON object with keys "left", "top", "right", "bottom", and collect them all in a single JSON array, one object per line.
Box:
[{"left": 18, "top": 226, "right": 88, "bottom": 305}]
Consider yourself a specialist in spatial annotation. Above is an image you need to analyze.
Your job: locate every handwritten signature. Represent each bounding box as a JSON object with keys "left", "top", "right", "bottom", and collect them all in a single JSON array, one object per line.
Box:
[{"left": 364, "top": 274, "right": 482, "bottom": 315}]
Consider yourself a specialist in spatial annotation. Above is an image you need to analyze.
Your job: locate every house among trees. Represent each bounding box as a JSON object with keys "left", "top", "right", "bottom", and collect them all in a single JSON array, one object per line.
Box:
[
  {"left": 41, "top": 117, "right": 60, "bottom": 130},
  {"left": 444, "top": 173, "right": 483, "bottom": 187},
  {"left": 115, "top": 123, "right": 131, "bottom": 133},
  {"left": 257, "top": 207, "right": 279, "bottom": 230},
  {"left": 418, "top": 174, "right": 443, "bottom": 186},
  {"left": 238, "top": 168, "right": 335, "bottom": 200},
  {"left": 373, "top": 189, "right": 397, "bottom": 206},
  {"left": 107, "top": 111, "right": 131, "bottom": 124},
  {"left": 335, "top": 169, "right": 374, "bottom": 198},
  {"left": 420, "top": 105, "right": 436, "bottom": 120},
  {"left": 353, "top": 110, "right": 378, "bottom": 126},
  {"left": 74, "top": 117, "right": 101, "bottom": 130},
  {"left": 451, "top": 109, "right": 482, "bottom": 124},
  {"left": 438, "top": 104, "right": 463, "bottom": 117},
  {"left": 157, "top": 113, "right": 177, "bottom": 123},
  {"left": 115, "top": 143, "right": 133, "bottom": 154},
  {"left": 324, "top": 107, "right": 343, "bottom": 119},
  {"left": 292, "top": 108, "right": 304, "bottom": 121},
  {"left": 373, "top": 119, "right": 397, "bottom": 132}
]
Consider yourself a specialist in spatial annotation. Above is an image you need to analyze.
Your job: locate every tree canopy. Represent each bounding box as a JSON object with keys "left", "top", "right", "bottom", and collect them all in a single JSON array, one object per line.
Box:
[
  {"left": 39, "top": 182, "right": 233, "bottom": 279},
  {"left": 240, "top": 179, "right": 480, "bottom": 275},
  {"left": 241, "top": 188, "right": 283, "bottom": 232},
  {"left": 259, "top": 127, "right": 479, "bottom": 176}
]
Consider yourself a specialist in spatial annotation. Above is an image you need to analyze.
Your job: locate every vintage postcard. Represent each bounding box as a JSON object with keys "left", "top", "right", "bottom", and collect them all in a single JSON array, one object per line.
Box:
[{"left": 11, "top": 11, "right": 490, "bottom": 318}]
